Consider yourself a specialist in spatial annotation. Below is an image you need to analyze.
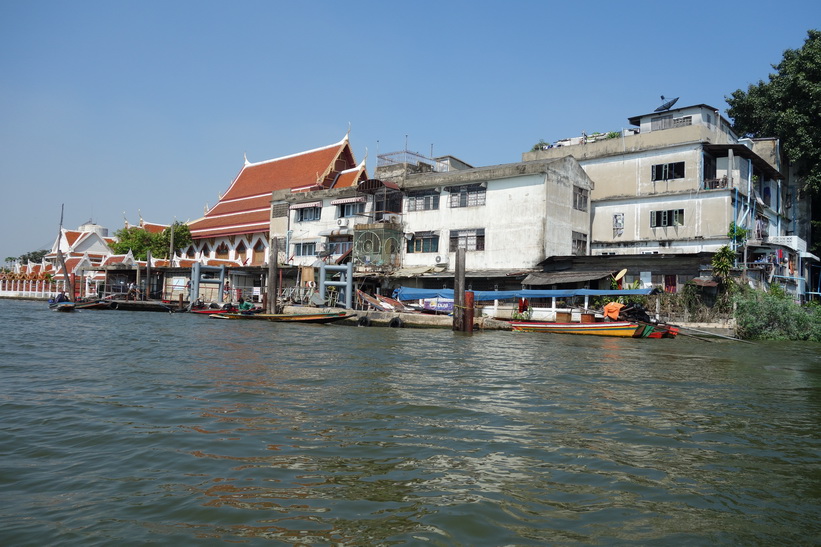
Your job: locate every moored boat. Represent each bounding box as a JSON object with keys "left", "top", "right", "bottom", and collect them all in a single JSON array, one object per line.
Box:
[
  {"left": 48, "top": 301, "right": 76, "bottom": 312},
  {"left": 211, "top": 311, "right": 352, "bottom": 324},
  {"left": 74, "top": 299, "right": 111, "bottom": 310},
  {"left": 510, "top": 320, "right": 679, "bottom": 338}
]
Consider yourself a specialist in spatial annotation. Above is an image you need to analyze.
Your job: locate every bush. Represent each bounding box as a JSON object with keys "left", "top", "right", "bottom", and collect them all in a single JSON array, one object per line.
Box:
[{"left": 735, "top": 290, "right": 821, "bottom": 341}]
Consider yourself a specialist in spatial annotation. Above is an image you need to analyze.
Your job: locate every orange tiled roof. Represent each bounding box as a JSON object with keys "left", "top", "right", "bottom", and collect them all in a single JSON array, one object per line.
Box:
[
  {"left": 65, "top": 230, "right": 83, "bottom": 248},
  {"left": 141, "top": 221, "right": 168, "bottom": 234},
  {"left": 189, "top": 136, "right": 366, "bottom": 240}
]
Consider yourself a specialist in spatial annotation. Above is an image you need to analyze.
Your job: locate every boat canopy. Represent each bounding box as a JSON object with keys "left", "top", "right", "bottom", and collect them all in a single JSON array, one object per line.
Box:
[{"left": 392, "top": 287, "right": 655, "bottom": 302}]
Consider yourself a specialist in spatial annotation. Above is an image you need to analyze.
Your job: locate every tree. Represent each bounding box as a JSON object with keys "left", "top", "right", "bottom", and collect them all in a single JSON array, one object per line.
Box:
[
  {"left": 711, "top": 245, "right": 737, "bottom": 284},
  {"left": 154, "top": 222, "right": 193, "bottom": 259},
  {"left": 110, "top": 222, "right": 193, "bottom": 260},
  {"left": 110, "top": 226, "right": 154, "bottom": 260},
  {"left": 726, "top": 30, "right": 821, "bottom": 194}
]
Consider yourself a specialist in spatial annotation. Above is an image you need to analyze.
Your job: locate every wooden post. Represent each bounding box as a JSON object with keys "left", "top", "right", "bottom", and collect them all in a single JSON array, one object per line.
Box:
[
  {"left": 464, "top": 290, "right": 474, "bottom": 333},
  {"left": 453, "top": 247, "right": 466, "bottom": 331},
  {"left": 272, "top": 237, "right": 279, "bottom": 313},
  {"left": 146, "top": 250, "right": 151, "bottom": 301}
]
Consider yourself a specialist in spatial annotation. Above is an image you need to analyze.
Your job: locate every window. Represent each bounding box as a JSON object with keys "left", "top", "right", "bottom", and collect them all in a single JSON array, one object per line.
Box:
[
  {"left": 215, "top": 242, "right": 229, "bottom": 259},
  {"left": 672, "top": 116, "right": 692, "bottom": 128},
  {"left": 650, "top": 209, "right": 685, "bottom": 228},
  {"left": 651, "top": 115, "right": 691, "bottom": 131},
  {"left": 407, "top": 232, "right": 439, "bottom": 253},
  {"left": 293, "top": 242, "right": 317, "bottom": 256},
  {"left": 449, "top": 229, "right": 485, "bottom": 252},
  {"left": 651, "top": 161, "right": 685, "bottom": 181},
  {"left": 572, "top": 231, "right": 587, "bottom": 256},
  {"left": 325, "top": 240, "right": 353, "bottom": 255},
  {"left": 613, "top": 213, "right": 624, "bottom": 237},
  {"left": 573, "top": 186, "right": 589, "bottom": 211},
  {"left": 338, "top": 202, "right": 365, "bottom": 218},
  {"left": 406, "top": 190, "right": 440, "bottom": 212},
  {"left": 651, "top": 115, "right": 672, "bottom": 131},
  {"left": 295, "top": 207, "right": 321, "bottom": 222},
  {"left": 448, "top": 184, "right": 486, "bottom": 208}
]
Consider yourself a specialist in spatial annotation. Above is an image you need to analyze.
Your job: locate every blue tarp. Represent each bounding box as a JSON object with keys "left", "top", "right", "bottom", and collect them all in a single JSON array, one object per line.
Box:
[{"left": 392, "top": 286, "right": 655, "bottom": 302}]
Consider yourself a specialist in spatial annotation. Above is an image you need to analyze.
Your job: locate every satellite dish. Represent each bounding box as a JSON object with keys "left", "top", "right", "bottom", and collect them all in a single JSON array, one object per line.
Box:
[
  {"left": 613, "top": 268, "right": 627, "bottom": 281},
  {"left": 654, "top": 95, "right": 679, "bottom": 112}
]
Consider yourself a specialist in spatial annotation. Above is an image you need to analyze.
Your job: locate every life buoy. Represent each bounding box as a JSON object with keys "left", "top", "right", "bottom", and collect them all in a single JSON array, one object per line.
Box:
[
  {"left": 306, "top": 280, "right": 316, "bottom": 289},
  {"left": 388, "top": 317, "right": 404, "bottom": 328},
  {"left": 357, "top": 316, "right": 371, "bottom": 327}
]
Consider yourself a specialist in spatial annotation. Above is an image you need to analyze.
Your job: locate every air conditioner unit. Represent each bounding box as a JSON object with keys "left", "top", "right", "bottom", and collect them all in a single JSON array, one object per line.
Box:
[
  {"left": 435, "top": 255, "right": 448, "bottom": 264},
  {"left": 384, "top": 214, "right": 401, "bottom": 223},
  {"left": 337, "top": 218, "right": 349, "bottom": 227}
]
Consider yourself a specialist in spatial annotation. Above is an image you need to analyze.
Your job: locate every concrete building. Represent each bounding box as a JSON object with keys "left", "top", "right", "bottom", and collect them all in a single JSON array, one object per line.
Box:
[
  {"left": 269, "top": 153, "right": 595, "bottom": 293},
  {"left": 523, "top": 102, "right": 818, "bottom": 298}
]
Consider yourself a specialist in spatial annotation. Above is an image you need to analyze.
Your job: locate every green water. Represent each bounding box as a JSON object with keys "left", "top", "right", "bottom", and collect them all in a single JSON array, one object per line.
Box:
[{"left": 1, "top": 299, "right": 819, "bottom": 545}]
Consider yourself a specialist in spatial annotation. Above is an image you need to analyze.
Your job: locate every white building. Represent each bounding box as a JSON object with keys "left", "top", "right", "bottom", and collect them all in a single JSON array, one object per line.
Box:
[
  {"left": 523, "top": 103, "right": 817, "bottom": 297},
  {"left": 270, "top": 155, "right": 595, "bottom": 291}
]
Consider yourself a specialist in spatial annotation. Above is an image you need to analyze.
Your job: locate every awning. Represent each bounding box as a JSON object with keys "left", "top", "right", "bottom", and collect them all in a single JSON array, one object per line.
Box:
[
  {"left": 393, "top": 286, "right": 655, "bottom": 302},
  {"left": 290, "top": 201, "right": 322, "bottom": 209},
  {"left": 331, "top": 196, "right": 366, "bottom": 205},
  {"left": 388, "top": 266, "right": 437, "bottom": 277},
  {"left": 522, "top": 271, "right": 612, "bottom": 285},
  {"left": 357, "top": 178, "right": 401, "bottom": 194},
  {"left": 318, "top": 227, "right": 352, "bottom": 237}
]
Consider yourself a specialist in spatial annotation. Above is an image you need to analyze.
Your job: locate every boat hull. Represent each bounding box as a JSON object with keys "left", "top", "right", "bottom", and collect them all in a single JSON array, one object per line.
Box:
[
  {"left": 49, "top": 302, "right": 76, "bottom": 312},
  {"left": 510, "top": 320, "right": 678, "bottom": 338},
  {"left": 74, "top": 300, "right": 111, "bottom": 310},
  {"left": 211, "top": 311, "right": 352, "bottom": 324}
]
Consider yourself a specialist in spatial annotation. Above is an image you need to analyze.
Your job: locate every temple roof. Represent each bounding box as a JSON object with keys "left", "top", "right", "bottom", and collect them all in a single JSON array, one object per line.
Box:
[{"left": 189, "top": 136, "right": 366, "bottom": 240}]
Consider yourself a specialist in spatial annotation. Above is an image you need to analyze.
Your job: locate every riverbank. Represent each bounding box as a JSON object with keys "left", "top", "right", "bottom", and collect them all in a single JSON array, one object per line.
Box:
[{"left": 6, "top": 296, "right": 737, "bottom": 336}]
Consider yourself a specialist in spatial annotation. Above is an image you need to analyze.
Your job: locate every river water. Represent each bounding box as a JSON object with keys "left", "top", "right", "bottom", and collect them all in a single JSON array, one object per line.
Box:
[{"left": 1, "top": 298, "right": 819, "bottom": 546}]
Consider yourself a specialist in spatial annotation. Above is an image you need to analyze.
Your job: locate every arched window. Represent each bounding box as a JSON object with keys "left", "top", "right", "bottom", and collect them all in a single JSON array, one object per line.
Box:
[{"left": 252, "top": 239, "right": 266, "bottom": 264}]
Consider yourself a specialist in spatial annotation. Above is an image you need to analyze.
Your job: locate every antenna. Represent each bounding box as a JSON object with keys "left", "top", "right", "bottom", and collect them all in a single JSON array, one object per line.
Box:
[{"left": 654, "top": 95, "right": 679, "bottom": 112}]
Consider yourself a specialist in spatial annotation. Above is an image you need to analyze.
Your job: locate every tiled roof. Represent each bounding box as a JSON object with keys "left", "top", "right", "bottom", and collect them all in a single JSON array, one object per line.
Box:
[
  {"left": 65, "top": 230, "right": 83, "bottom": 248},
  {"left": 141, "top": 221, "right": 168, "bottom": 234},
  {"left": 189, "top": 136, "right": 366, "bottom": 240}
]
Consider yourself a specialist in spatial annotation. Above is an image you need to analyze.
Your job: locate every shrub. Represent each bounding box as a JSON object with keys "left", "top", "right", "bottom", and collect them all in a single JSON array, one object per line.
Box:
[{"left": 735, "top": 290, "right": 821, "bottom": 341}]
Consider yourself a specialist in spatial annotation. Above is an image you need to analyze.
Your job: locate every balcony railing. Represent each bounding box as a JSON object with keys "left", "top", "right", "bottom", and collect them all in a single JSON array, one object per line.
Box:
[{"left": 704, "top": 176, "right": 728, "bottom": 189}]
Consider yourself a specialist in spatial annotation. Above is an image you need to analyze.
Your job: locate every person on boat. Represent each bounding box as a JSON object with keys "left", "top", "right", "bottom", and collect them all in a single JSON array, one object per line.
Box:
[
  {"left": 238, "top": 298, "right": 254, "bottom": 311},
  {"left": 56, "top": 291, "right": 69, "bottom": 302},
  {"left": 602, "top": 302, "right": 625, "bottom": 321}
]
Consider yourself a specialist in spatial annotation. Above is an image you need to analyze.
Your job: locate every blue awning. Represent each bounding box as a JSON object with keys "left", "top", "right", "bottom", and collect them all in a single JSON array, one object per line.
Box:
[{"left": 392, "top": 287, "right": 655, "bottom": 302}]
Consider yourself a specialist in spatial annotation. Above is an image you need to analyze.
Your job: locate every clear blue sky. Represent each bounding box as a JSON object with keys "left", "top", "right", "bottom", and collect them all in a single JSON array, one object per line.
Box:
[{"left": 1, "top": 0, "right": 818, "bottom": 262}]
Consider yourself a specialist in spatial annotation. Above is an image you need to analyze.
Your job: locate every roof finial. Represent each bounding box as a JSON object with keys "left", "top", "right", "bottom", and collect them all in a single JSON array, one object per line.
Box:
[
  {"left": 346, "top": 122, "right": 351, "bottom": 139},
  {"left": 244, "top": 152, "right": 250, "bottom": 165}
]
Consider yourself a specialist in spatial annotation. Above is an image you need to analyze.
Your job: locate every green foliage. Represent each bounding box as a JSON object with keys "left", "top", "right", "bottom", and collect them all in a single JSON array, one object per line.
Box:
[
  {"left": 111, "top": 227, "right": 153, "bottom": 260},
  {"left": 735, "top": 290, "right": 821, "bottom": 341},
  {"left": 726, "top": 30, "right": 821, "bottom": 195},
  {"left": 531, "top": 139, "right": 550, "bottom": 151},
  {"left": 110, "top": 222, "right": 192, "bottom": 261},
  {"left": 13, "top": 249, "right": 49, "bottom": 264},
  {"left": 605, "top": 131, "right": 620, "bottom": 139},
  {"left": 711, "top": 245, "right": 736, "bottom": 282},
  {"left": 727, "top": 222, "right": 748, "bottom": 244},
  {"left": 511, "top": 305, "right": 533, "bottom": 321},
  {"left": 155, "top": 222, "right": 192, "bottom": 259}
]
